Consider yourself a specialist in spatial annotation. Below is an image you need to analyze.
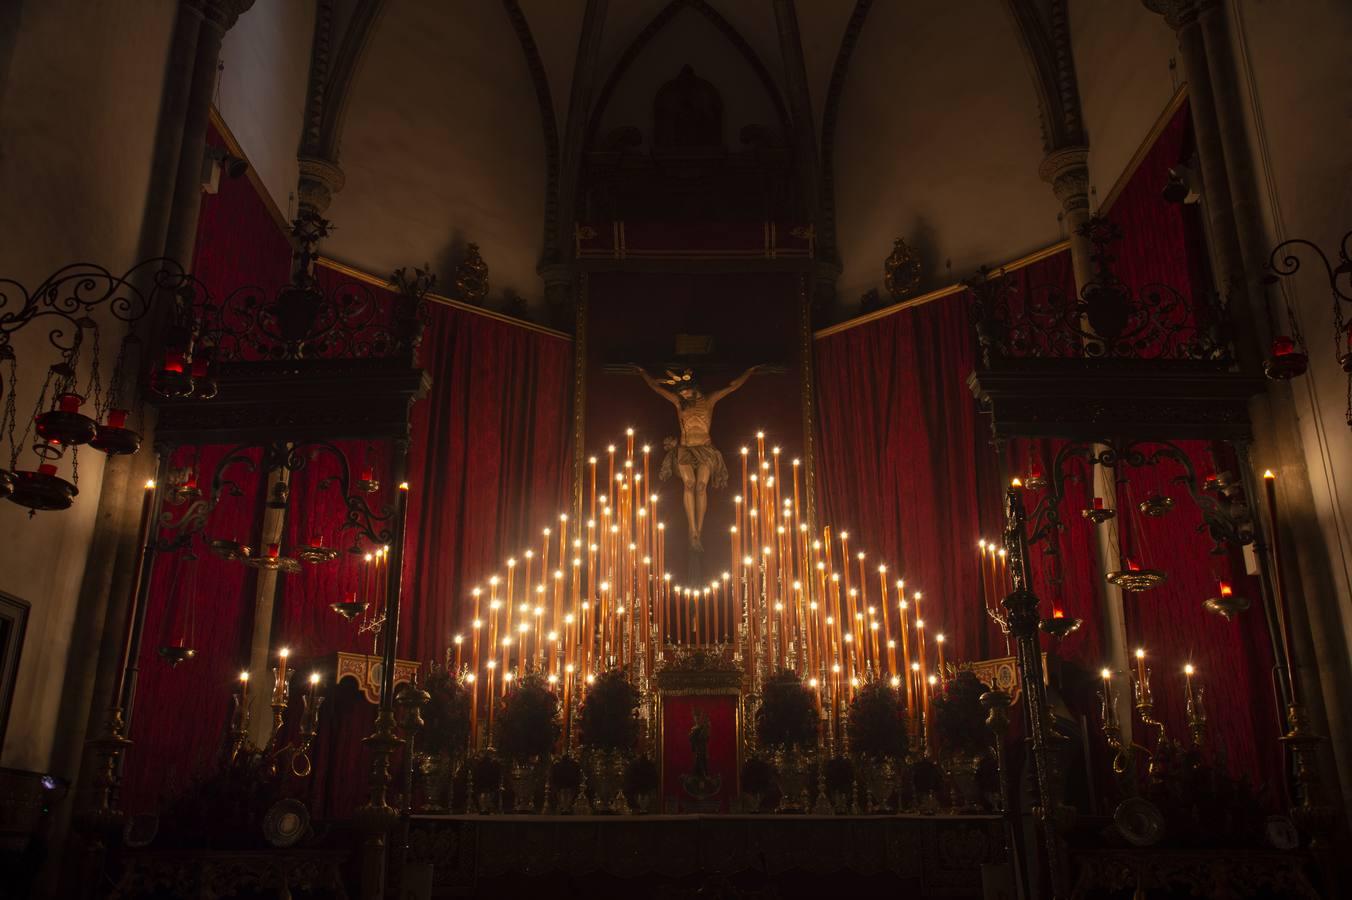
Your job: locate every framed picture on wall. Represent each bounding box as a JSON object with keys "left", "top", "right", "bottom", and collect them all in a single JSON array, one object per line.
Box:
[{"left": 0, "top": 592, "right": 29, "bottom": 750}]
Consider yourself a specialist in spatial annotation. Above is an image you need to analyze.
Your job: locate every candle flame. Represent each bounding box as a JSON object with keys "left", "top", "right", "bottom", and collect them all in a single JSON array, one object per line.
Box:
[
  {"left": 309, "top": 672, "right": 320, "bottom": 685},
  {"left": 1184, "top": 663, "right": 1195, "bottom": 676},
  {"left": 1135, "top": 648, "right": 1145, "bottom": 659},
  {"left": 1011, "top": 477, "right": 1023, "bottom": 488},
  {"left": 239, "top": 671, "right": 249, "bottom": 682},
  {"left": 1100, "top": 668, "right": 1112, "bottom": 679},
  {"left": 890, "top": 676, "right": 901, "bottom": 688},
  {"left": 1263, "top": 469, "right": 1275, "bottom": 480},
  {"left": 398, "top": 482, "right": 409, "bottom": 491},
  {"left": 279, "top": 647, "right": 290, "bottom": 659},
  {"left": 145, "top": 479, "right": 156, "bottom": 490},
  {"left": 1219, "top": 582, "right": 1233, "bottom": 597}
]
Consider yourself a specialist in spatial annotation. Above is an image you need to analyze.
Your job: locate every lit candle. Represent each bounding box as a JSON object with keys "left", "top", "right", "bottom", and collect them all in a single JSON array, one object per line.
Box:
[
  {"left": 1184, "top": 663, "right": 1196, "bottom": 705},
  {"left": 308, "top": 672, "right": 320, "bottom": 695},
  {"left": 273, "top": 647, "right": 290, "bottom": 704},
  {"left": 935, "top": 633, "right": 946, "bottom": 685},
  {"left": 1135, "top": 647, "right": 1147, "bottom": 689},
  {"left": 1263, "top": 469, "right": 1298, "bottom": 703}
]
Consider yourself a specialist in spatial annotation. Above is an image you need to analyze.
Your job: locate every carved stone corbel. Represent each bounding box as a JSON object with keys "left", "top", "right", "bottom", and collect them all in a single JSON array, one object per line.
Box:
[{"left": 297, "top": 156, "right": 346, "bottom": 218}]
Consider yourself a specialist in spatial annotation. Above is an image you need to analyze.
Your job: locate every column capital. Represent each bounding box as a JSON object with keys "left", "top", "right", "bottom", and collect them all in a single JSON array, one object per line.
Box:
[
  {"left": 1142, "top": 0, "right": 1218, "bottom": 31},
  {"left": 297, "top": 156, "right": 346, "bottom": 217},
  {"left": 183, "top": 0, "right": 256, "bottom": 34},
  {"left": 1038, "top": 145, "right": 1090, "bottom": 216}
]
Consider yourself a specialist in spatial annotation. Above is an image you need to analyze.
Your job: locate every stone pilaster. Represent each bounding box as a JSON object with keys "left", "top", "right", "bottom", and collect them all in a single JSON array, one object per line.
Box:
[{"left": 1037, "top": 145, "right": 1092, "bottom": 291}]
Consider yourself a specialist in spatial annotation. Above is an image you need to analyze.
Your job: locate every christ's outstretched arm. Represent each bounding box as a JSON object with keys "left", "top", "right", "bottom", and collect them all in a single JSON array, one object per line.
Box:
[
  {"left": 707, "top": 365, "right": 762, "bottom": 405},
  {"left": 630, "top": 364, "right": 680, "bottom": 406}
]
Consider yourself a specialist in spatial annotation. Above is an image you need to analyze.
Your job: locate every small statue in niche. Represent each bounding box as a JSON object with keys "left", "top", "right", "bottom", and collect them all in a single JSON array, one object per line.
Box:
[
  {"left": 884, "top": 237, "right": 922, "bottom": 299},
  {"left": 453, "top": 243, "right": 489, "bottom": 306},
  {"left": 630, "top": 363, "right": 762, "bottom": 552}
]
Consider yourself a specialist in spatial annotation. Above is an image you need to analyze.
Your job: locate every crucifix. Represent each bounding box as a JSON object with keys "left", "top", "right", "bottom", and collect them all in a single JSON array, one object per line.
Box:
[{"left": 629, "top": 363, "right": 763, "bottom": 553}]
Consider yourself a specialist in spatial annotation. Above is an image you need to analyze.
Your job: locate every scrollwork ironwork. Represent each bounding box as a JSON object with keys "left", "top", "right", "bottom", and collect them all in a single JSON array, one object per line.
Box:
[
  {"left": 1022, "top": 439, "right": 1253, "bottom": 555},
  {"left": 970, "top": 217, "right": 1231, "bottom": 366}
]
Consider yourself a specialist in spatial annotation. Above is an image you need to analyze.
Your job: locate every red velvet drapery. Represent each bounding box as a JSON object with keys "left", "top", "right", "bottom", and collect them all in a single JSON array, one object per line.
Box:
[
  {"left": 1114, "top": 443, "right": 1282, "bottom": 789},
  {"left": 124, "top": 120, "right": 575, "bottom": 816},
  {"left": 123, "top": 444, "right": 265, "bottom": 811},
  {"left": 399, "top": 301, "right": 575, "bottom": 664},
  {"left": 813, "top": 291, "right": 1007, "bottom": 665}
]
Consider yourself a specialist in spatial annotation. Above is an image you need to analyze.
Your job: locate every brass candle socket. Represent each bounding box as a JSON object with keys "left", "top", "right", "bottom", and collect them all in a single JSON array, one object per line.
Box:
[
  {"left": 1081, "top": 507, "right": 1116, "bottom": 525},
  {"left": 1280, "top": 703, "right": 1337, "bottom": 850},
  {"left": 1099, "top": 682, "right": 1130, "bottom": 775},
  {"left": 290, "top": 693, "right": 325, "bottom": 777},
  {"left": 228, "top": 692, "right": 252, "bottom": 763},
  {"left": 1185, "top": 687, "right": 1207, "bottom": 749}
]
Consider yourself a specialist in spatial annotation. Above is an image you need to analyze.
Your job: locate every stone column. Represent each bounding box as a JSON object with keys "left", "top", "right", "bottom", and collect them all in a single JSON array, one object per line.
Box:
[
  {"left": 1038, "top": 145, "right": 1093, "bottom": 290},
  {"left": 1146, "top": 0, "right": 1351, "bottom": 829},
  {"left": 164, "top": 1, "right": 256, "bottom": 265}
]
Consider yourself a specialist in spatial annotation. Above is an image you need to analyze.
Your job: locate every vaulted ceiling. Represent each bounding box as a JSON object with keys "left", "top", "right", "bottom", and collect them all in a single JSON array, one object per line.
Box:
[{"left": 289, "top": 0, "right": 1175, "bottom": 315}]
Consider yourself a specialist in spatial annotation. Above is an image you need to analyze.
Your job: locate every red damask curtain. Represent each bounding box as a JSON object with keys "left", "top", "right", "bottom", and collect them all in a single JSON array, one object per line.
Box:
[
  {"left": 399, "top": 302, "right": 575, "bottom": 664},
  {"left": 813, "top": 292, "right": 1006, "bottom": 665},
  {"left": 123, "top": 444, "right": 265, "bottom": 811}
]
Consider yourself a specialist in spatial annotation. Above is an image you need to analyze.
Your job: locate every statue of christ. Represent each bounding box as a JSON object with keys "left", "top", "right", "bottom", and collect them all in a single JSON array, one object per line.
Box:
[{"left": 631, "top": 363, "right": 761, "bottom": 552}]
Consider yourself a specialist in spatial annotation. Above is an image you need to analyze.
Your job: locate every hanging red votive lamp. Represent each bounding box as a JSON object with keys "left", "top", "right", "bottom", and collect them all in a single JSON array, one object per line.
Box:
[
  {"left": 331, "top": 589, "right": 368, "bottom": 621},
  {"left": 1263, "top": 335, "right": 1308, "bottom": 380},
  {"left": 90, "top": 407, "right": 142, "bottom": 456},
  {"left": 1025, "top": 459, "right": 1047, "bottom": 491},
  {"left": 189, "top": 354, "right": 219, "bottom": 400},
  {"left": 1204, "top": 579, "right": 1250, "bottom": 620},
  {"left": 35, "top": 392, "right": 98, "bottom": 447},
  {"left": 1040, "top": 604, "right": 1082, "bottom": 639},
  {"left": 1339, "top": 323, "right": 1352, "bottom": 374},
  {"left": 6, "top": 462, "right": 78, "bottom": 513},
  {"left": 150, "top": 349, "right": 195, "bottom": 398}
]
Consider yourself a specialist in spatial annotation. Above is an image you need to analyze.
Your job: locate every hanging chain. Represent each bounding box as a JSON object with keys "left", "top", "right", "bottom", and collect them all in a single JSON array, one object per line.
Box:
[
  {"left": 84, "top": 320, "right": 103, "bottom": 415},
  {"left": 1, "top": 354, "right": 16, "bottom": 471}
]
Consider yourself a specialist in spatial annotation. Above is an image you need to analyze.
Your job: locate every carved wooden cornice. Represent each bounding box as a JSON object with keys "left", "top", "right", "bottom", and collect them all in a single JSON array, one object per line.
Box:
[
  {"left": 154, "top": 356, "right": 430, "bottom": 447},
  {"left": 967, "top": 362, "right": 1264, "bottom": 442}
]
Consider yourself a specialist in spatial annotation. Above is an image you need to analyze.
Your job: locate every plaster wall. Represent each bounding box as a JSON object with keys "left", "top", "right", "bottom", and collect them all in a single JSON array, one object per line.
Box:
[
  {"left": 0, "top": 0, "right": 176, "bottom": 773},
  {"left": 1231, "top": 0, "right": 1352, "bottom": 694},
  {"left": 217, "top": 0, "right": 315, "bottom": 220}
]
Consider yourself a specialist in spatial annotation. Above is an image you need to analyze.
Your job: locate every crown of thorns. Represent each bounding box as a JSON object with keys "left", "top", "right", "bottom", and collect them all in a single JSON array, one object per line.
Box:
[{"left": 659, "top": 368, "right": 696, "bottom": 386}]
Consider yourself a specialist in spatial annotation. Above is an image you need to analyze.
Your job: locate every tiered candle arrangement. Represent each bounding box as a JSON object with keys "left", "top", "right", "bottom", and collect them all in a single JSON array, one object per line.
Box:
[{"left": 440, "top": 430, "right": 960, "bottom": 753}]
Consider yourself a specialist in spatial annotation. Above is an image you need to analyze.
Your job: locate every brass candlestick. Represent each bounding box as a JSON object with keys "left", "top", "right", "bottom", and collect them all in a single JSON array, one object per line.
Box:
[
  {"left": 1132, "top": 668, "right": 1166, "bottom": 775},
  {"left": 290, "top": 685, "right": 326, "bottom": 777},
  {"left": 1183, "top": 665, "right": 1206, "bottom": 749},
  {"left": 229, "top": 675, "right": 253, "bottom": 763},
  {"left": 1281, "top": 703, "right": 1336, "bottom": 850},
  {"left": 1099, "top": 671, "right": 1129, "bottom": 775}
]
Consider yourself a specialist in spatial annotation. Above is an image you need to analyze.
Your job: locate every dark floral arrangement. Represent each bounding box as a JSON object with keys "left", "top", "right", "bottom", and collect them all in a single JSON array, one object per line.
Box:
[
  {"left": 156, "top": 749, "right": 280, "bottom": 849},
  {"left": 755, "top": 669, "right": 818, "bottom": 750},
  {"left": 1141, "top": 741, "right": 1267, "bottom": 847},
  {"left": 624, "top": 755, "right": 659, "bottom": 797},
  {"left": 468, "top": 751, "right": 503, "bottom": 796},
  {"left": 577, "top": 668, "right": 641, "bottom": 753},
  {"left": 741, "top": 755, "right": 775, "bottom": 801},
  {"left": 933, "top": 669, "right": 992, "bottom": 757},
  {"left": 419, "top": 664, "right": 472, "bottom": 757},
  {"left": 493, "top": 671, "right": 560, "bottom": 761},
  {"left": 822, "top": 755, "right": 855, "bottom": 800},
  {"left": 549, "top": 754, "right": 583, "bottom": 792},
  {"left": 846, "top": 680, "right": 908, "bottom": 760}
]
